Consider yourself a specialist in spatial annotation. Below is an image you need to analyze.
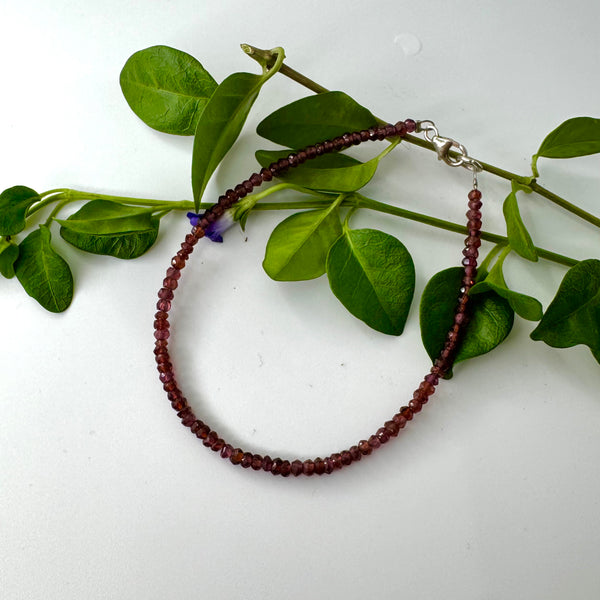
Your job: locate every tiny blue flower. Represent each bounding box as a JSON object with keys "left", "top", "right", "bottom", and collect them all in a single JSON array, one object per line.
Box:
[{"left": 187, "top": 210, "right": 236, "bottom": 243}]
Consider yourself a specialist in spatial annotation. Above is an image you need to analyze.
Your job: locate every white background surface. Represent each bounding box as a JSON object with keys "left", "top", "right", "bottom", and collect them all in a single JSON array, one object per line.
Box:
[{"left": 1, "top": 1, "right": 600, "bottom": 598}]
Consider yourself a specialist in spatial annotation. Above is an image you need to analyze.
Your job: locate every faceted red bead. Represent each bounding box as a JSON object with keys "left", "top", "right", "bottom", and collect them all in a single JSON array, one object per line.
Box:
[
  {"left": 424, "top": 373, "right": 439, "bottom": 386},
  {"left": 170, "top": 399, "right": 185, "bottom": 411},
  {"left": 384, "top": 420, "right": 400, "bottom": 437},
  {"left": 467, "top": 219, "right": 482, "bottom": 231},
  {"left": 350, "top": 132, "right": 363, "bottom": 145},
  {"left": 191, "top": 226, "right": 205, "bottom": 239},
  {"left": 392, "top": 412, "right": 408, "bottom": 429},
  {"left": 234, "top": 184, "right": 247, "bottom": 198},
  {"left": 154, "top": 319, "right": 169, "bottom": 330},
  {"left": 251, "top": 454, "right": 263, "bottom": 470},
  {"left": 271, "top": 458, "right": 284, "bottom": 475},
  {"left": 181, "top": 241, "right": 195, "bottom": 253},
  {"left": 166, "top": 267, "right": 181, "bottom": 280},
  {"left": 322, "top": 140, "right": 334, "bottom": 152},
  {"left": 211, "top": 438, "right": 225, "bottom": 452},
  {"left": 196, "top": 424, "right": 210, "bottom": 440},
  {"left": 250, "top": 173, "right": 263, "bottom": 187},
  {"left": 360, "top": 129, "right": 370, "bottom": 141},
  {"left": 358, "top": 440, "right": 372, "bottom": 455},
  {"left": 171, "top": 256, "right": 186, "bottom": 269},
  {"left": 296, "top": 150, "right": 307, "bottom": 163},
  {"left": 382, "top": 124, "right": 396, "bottom": 137},
  {"left": 409, "top": 399, "right": 423, "bottom": 413},
  {"left": 340, "top": 451, "right": 353, "bottom": 466},
  {"left": 230, "top": 449, "right": 244, "bottom": 465},
  {"left": 157, "top": 362, "right": 172, "bottom": 373},
  {"left": 349, "top": 445, "right": 362, "bottom": 461},
  {"left": 279, "top": 460, "right": 291, "bottom": 477},
  {"left": 400, "top": 406, "right": 414, "bottom": 421},
  {"left": 262, "top": 455, "right": 273, "bottom": 472},
  {"left": 468, "top": 198, "right": 483, "bottom": 210},
  {"left": 331, "top": 453, "right": 343, "bottom": 470},
  {"left": 376, "top": 428, "right": 390, "bottom": 443},
  {"left": 241, "top": 452, "right": 253, "bottom": 468},
  {"left": 159, "top": 371, "right": 173, "bottom": 384},
  {"left": 154, "top": 329, "right": 170, "bottom": 341},
  {"left": 394, "top": 121, "right": 407, "bottom": 136},
  {"left": 259, "top": 167, "right": 273, "bottom": 182},
  {"left": 305, "top": 146, "right": 317, "bottom": 159},
  {"left": 468, "top": 189, "right": 482, "bottom": 201},
  {"left": 162, "top": 381, "right": 176, "bottom": 392},
  {"left": 302, "top": 460, "right": 315, "bottom": 476},
  {"left": 291, "top": 459, "right": 304, "bottom": 476},
  {"left": 225, "top": 189, "right": 238, "bottom": 203},
  {"left": 220, "top": 444, "right": 234, "bottom": 459},
  {"left": 203, "top": 431, "right": 219, "bottom": 447},
  {"left": 287, "top": 153, "right": 299, "bottom": 167},
  {"left": 155, "top": 310, "right": 169, "bottom": 320},
  {"left": 404, "top": 119, "right": 417, "bottom": 133},
  {"left": 158, "top": 288, "right": 174, "bottom": 301},
  {"left": 324, "top": 458, "right": 335, "bottom": 474},
  {"left": 242, "top": 180, "right": 254, "bottom": 193},
  {"left": 277, "top": 158, "right": 290, "bottom": 171},
  {"left": 368, "top": 435, "right": 381, "bottom": 449},
  {"left": 314, "top": 458, "right": 326, "bottom": 475},
  {"left": 181, "top": 412, "right": 196, "bottom": 427}
]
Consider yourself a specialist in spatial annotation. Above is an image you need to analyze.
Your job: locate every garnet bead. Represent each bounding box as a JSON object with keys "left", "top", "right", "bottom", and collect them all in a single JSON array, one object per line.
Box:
[
  {"left": 291, "top": 459, "right": 303, "bottom": 476},
  {"left": 302, "top": 460, "right": 315, "bottom": 476}
]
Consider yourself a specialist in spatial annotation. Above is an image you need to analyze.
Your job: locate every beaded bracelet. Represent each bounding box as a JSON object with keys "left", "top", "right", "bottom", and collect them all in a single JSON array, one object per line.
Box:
[{"left": 153, "top": 118, "right": 483, "bottom": 477}]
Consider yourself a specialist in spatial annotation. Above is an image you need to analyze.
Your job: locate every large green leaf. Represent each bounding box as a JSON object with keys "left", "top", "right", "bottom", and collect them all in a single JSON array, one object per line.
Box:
[
  {"left": 191, "top": 50, "right": 284, "bottom": 211},
  {"left": 503, "top": 190, "right": 538, "bottom": 262},
  {"left": 532, "top": 116, "right": 600, "bottom": 176},
  {"left": 530, "top": 259, "right": 600, "bottom": 363},
  {"left": 119, "top": 45, "right": 217, "bottom": 135},
  {"left": 255, "top": 149, "right": 378, "bottom": 192},
  {"left": 0, "top": 186, "right": 40, "bottom": 235},
  {"left": 57, "top": 200, "right": 159, "bottom": 259},
  {"left": 15, "top": 226, "right": 73, "bottom": 312},
  {"left": 420, "top": 267, "right": 514, "bottom": 374},
  {"left": 256, "top": 91, "right": 380, "bottom": 148},
  {"left": 0, "top": 237, "right": 19, "bottom": 278},
  {"left": 263, "top": 205, "right": 343, "bottom": 281},
  {"left": 326, "top": 228, "right": 415, "bottom": 335}
]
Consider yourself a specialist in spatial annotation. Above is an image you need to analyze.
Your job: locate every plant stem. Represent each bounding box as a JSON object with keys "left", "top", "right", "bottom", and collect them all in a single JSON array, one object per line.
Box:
[
  {"left": 242, "top": 47, "right": 600, "bottom": 232},
  {"left": 352, "top": 193, "right": 577, "bottom": 267},
  {"left": 241, "top": 44, "right": 330, "bottom": 94}
]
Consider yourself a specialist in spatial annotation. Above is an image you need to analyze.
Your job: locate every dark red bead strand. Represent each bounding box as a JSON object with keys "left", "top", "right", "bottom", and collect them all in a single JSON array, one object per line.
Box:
[{"left": 154, "top": 121, "right": 481, "bottom": 476}]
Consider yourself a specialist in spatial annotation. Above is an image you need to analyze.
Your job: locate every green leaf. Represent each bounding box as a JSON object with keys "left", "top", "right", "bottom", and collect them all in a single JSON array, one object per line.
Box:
[
  {"left": 57, "top": 200, "right": 159, "bottom": 259},
  {"left": 119, "top": 45, "right": 217, "bottom": 135},
  {"left": 255, "top": 149, "right": 378, "bottom": 192},
  {"left": 502, "top": 189, "right": 538, "bottom": 261},
  {"left": 15, "top": 226, "right": 73, "bottom": 312},
  {"left": 0, "top": 186, "right": 41, "bottom": 235},
  {"left": 420, "top": 267, "right": 514, "bottom": 375},
  {"left": 191, "top": 50, "right": 284, "bottom": 211},
  {"left": 470, "top": 250, "right": 543, "bottom": 321},
  {"left": 257, "top": 91, "right": 380, "bottom": 148},
  {"left": 263, "top": 205, "right": 343, "bottom": 281},
  {"left": 0, "top": 237, "right": 19, "bottom": 278},
  {"left": 326, "top": 228, "right": 415, "bottom": 335},
  {"left": 530, "top": 259, "right": 600, "bottom": 363},
  {"left": 532, "top": 117, "right": 600, "bottom": 176}
]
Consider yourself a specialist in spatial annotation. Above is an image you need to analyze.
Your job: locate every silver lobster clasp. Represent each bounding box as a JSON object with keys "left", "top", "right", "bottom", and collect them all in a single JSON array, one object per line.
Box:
[{"left": 416, "top": 120, "right": 482, "bottom": 173}]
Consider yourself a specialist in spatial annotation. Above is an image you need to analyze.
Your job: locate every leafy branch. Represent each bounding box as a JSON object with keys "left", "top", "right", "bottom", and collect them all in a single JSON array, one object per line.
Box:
[{"left": 1, "top": 43, "right": 599, "bottom": 370}]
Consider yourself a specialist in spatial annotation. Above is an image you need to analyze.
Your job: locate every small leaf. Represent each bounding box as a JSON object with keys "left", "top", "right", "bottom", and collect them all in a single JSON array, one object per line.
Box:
[
  {"left": 530, "top": 259, "right": 600, "bottom": 363},
  {"left": 532, "top": 117, "right": 600, "bottom": 175},
  {"left": 255, "top": 149, "right": 378, "bottom": 192},
  {"left": 326, "top": 228, "right": 415, "bottom": 335},
  {"left": 470, "top": 251, "right": 543, "bottom": 321},
  {"left": 57, "top": 200, "right": 159, "bottom": 259},
  {"left": 191, "top": 71, "right": 270, "bottom": 210},
  {"left": 420, "top": 267, "right": 514, "bottom": 374},
  {"left": 0, "top": 186, "right": 40, "bottom": 235},
  {"left": 257, "top": 91, "right": 380, "bottom": 148},
  {"left": 119, "top": 45, "right": 217, "bottom": 135},
  {"left": 0, "top": 237, "right": 19, "bottom": 278},
  {"left": 263, "top": 205, "right": 343, "bottom": 281},
  {"left": 15, "top": 226, "right": 73, "bottom": 312},
  {"left": 502, "top": 189, "right": 538, "bottom": 262}
]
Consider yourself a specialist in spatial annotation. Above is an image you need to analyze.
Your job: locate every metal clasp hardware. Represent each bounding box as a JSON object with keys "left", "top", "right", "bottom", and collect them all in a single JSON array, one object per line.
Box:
[{"left": 416, "top": 120, "right": 482, "bottom": 175}]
